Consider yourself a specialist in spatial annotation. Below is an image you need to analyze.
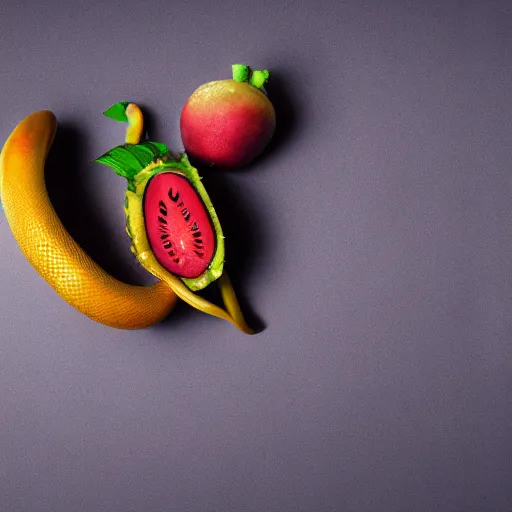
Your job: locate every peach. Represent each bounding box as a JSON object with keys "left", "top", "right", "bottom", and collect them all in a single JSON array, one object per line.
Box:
[{"left": 180, "top": 64, "right": 276, "bottom": 169}]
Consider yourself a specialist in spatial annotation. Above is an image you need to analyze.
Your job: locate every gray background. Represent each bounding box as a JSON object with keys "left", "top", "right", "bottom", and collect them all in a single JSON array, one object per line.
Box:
[{"left": 1, "top": 0, "right": 511, "bottom": 510}]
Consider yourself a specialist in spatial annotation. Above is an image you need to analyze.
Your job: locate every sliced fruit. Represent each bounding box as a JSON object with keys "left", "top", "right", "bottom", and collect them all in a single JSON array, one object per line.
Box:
[
  {"left": 143, "top": 171, "right": 215, "bottom": 279},
  {"left": 95, "top": 144, "right": 224, "bottom": 291}
]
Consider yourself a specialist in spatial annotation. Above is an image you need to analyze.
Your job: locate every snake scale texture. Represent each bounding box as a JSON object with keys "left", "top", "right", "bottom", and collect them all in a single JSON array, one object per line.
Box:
[{"left": 0, "top": 110, "right": 177, "bottom": 329}]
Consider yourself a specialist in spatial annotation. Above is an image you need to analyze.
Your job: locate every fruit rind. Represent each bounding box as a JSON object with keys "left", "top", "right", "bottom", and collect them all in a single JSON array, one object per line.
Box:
[{"left": 128, "top": 153, "right": 224, "bottom": 291}]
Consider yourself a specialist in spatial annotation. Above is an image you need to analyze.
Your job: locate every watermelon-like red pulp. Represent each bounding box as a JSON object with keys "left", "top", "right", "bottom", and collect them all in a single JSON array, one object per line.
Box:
[{"left": 143, "top": 172, "right": 215, "bottom": 278}]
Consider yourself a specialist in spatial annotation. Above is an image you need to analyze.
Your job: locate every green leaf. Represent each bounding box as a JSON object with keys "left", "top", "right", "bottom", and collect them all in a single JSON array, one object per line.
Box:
[
  {"left": 94, "top": 146, "right": 141, "bottom": 179},
  {"left": 129, "top": 142, "right": 169, "bottom": 165},
  {"left": 103, "top": 102, "right": 130, "bottom": 122},
  {"left": 93, "top": 142, "right": 170, "bottom": 180}
]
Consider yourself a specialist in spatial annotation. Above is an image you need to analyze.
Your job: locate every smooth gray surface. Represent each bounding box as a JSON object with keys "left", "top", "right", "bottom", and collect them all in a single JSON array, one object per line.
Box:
[{"left": 1, "top": 1, "right": 511, "bottom": 511}]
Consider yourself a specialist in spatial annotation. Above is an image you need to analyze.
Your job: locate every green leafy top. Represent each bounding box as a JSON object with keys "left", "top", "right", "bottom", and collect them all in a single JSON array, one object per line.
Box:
[
  {"left": 232, "top": 64, "right": 270, "bottom": 90},
  {"left": 94, "top": 141, "right": 170, "bottom": 190}
]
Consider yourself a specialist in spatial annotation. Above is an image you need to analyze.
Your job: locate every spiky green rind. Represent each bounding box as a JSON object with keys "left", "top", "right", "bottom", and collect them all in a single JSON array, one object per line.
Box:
[
  {"left": 131, "top": 152, "right": 224, "bottom": 291},
  {"left": 103, "top": 102, "right": 130, "bottom": 122}
]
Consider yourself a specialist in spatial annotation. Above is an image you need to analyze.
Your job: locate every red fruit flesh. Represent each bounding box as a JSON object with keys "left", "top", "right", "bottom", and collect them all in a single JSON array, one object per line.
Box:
[
  {"left": 180, "top": 80, "right": 276, "bottom": 168},
  {"left": 144, "top": 172, "right": 215, "bottom": 279}
]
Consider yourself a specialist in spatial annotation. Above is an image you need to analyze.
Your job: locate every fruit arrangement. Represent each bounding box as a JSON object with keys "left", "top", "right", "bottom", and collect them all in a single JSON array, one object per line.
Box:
[{"left": 0, "top": 64, "right": 274, "bottom": 333}]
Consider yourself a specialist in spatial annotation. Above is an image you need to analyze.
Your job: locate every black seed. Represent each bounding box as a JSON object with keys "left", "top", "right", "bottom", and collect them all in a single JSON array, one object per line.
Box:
[
  {"left": 191, "top": 222, "right": 199, "bottom": 231},
  {"left": 163, "top": 241, "right": 172, "bottom": 249},
  {"left": 194, "top": 251, "right": 204, "bottom": 258},
  {"left": 159, "top": 200, "right": 167, "bottom": 216},
  {"left": 158, "top": 216, "right": 167, "bottom": 225},
  {"left": 194, "top": 239, "right": 203, "bottom": 245},
  {"left": 177, "top": 201, "right": 184, "bottom": 208},
  {"left": 168, "top": 250, "right": 175, "bottom": 256},
  {"left": 184, "top": 213, "right": 191, "bottom": 221},
  {"left": 168, "top": 188, "right": 180, "bottom": 202},
  {"left": 160, "top": 234, "right": 169, "bottom": 240},
  {"left": 193, "top": 232, "right": 202, "bottom": 238},
  {"left": 173, "top": 258, "right": 180, "bottom": 263}
]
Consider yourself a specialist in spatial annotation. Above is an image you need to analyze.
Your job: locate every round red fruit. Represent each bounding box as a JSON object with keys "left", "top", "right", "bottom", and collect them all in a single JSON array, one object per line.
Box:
[{"left": 180, "top": 65, "right": 276, "bottom": 169}]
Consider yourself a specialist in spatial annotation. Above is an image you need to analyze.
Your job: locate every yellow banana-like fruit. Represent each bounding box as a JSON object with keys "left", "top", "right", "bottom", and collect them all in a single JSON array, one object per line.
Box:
[{"left": 0, "top": 110, "right": 177, "bottom": 329}]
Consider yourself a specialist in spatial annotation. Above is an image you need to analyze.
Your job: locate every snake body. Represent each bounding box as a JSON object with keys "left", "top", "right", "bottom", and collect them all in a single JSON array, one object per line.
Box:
[{"left": 0, "top": 110, "right": 177, "bottom": 329}]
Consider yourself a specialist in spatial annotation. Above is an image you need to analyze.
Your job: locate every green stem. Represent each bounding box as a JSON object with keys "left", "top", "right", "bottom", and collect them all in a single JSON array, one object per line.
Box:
[
  {"left": 249, "top": 70, "right": 270, "bottom": 89},
  {"left": 232, "top": 64, "right": 250, "bottom": 82},
  {"left": 232, "top": 64, "right": 270, "bottom": 90}
]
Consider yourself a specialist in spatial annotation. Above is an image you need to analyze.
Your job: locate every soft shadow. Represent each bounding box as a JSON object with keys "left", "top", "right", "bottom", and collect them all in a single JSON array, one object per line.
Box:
[
  {"left": 153, "top": 297, "right": 196, "bottom": 330},
  {"left": 257, "top": 69, "right": 301, "bottom": 167},
  {"left": 45, "top": 123, "right": 140, "bottom": 285},
  {"left": 265, "top": 71, "right": 300, "bottom": 156},
  {"left": 139, "top": 104, "right": 159, "bottom": 143}
]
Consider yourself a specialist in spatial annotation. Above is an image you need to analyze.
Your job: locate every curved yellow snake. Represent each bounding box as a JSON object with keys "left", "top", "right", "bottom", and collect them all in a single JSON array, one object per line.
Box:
[
  {"left": 0, "top": 108, "right": 253, "bottom": 333},
  {"left": 0, "top": 110, "right": 177, "bottom": 329}
]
